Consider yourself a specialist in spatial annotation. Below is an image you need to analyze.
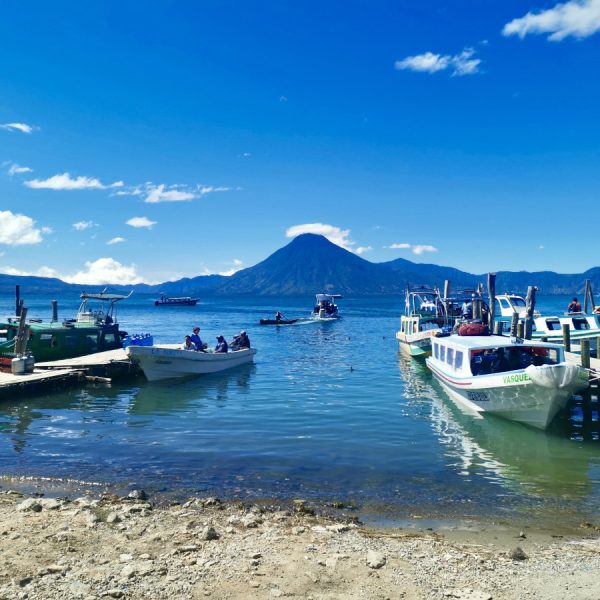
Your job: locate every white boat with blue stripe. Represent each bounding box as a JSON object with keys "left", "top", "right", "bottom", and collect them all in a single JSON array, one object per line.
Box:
[{"left": 426, "top": 333, "right": 588, "bottom": 430}]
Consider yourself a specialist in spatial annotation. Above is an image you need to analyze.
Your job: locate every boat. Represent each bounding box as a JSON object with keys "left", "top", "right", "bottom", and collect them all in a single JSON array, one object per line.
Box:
[
  {"left": 495, "top": 294, "right": 600, "bottom": 345},
  {"left": 127, "top": 344, "right": 257, "bottom": 382},
  {"left": 0, "top": 289, "right": 131, "bottom": 363},
  {"left": 154, "top": 295, "right": 199, "bottom": 306},
  {"left": 311, "top": 293, "right": 342, "bottom": 319},
  {"left": 426, "top": 331, "right": 588, "bottom": 430},
  {"left": 259, "top": 318, "right": 299, "bottom": 325},
  {"left": 395, "top": 286, "right": 452, "bottom": 357}
]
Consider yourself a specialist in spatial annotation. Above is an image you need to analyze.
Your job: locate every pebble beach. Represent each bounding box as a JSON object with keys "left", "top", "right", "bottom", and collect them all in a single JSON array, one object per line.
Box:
[{"left": 2, "top": 490, "right": 600, "bottom": 600}]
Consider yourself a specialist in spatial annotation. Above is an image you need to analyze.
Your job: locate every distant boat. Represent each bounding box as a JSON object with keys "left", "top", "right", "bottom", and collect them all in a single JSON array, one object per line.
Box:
[
  {"left": 311, "top": 293, "right": 342, "bottom": 320},
  {"left": 259, "top": 318, "right": 299, "bottom": 325},
  {"left": 154, "top": 295, "right": 198, "bottom": 307},
  {"left": 127, "top": 345, "right": 256, "bottom": 381}
]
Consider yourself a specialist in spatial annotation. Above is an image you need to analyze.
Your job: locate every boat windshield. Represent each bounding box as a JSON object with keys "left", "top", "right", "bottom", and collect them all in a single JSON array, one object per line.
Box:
[
  {"left": 510, "top": 297, "right": 526, "bottom": 308},
  {"left": 469, "top": 346, "right": 560, "bottom": 376}
]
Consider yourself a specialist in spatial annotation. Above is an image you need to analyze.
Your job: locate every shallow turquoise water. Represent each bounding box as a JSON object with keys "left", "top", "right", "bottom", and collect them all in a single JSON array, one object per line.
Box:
[{"left": 0, "top": 293, "right": 598, "bottom": 526}]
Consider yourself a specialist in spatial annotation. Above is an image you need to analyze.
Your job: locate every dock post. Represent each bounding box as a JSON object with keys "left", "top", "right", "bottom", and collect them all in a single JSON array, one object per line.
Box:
[
  {"left": 51, "top": 300, "right": 58, "bottom": 322},
  {"left": 487, "top": 272, "right": 496, "bottom": 330},
  {"left": 517, "top": 322, "right": 525, "bottom": 338},
  {"left": 473, "top": 298, "right": 482, "bottom": 321},
  {"left": 562, "top": 324, "right": 571, "bottom": 352},
  {"left": 494, "top": 321, "right": 503, "bottom": 335},
  {"left": 581, "top": 339, "right": 591, "bottom": 369},
  {"left": 524, "top": 285, "right": 536, "bottom": 340},
  {"left": 15, "top": 285, "right": 21, "bottom": 317},
  {"left": 14, "top": 307, "right": 28, "bottom": 355},
  {"left": 510, "top": 313, "right": 519, "bottom": 337}
]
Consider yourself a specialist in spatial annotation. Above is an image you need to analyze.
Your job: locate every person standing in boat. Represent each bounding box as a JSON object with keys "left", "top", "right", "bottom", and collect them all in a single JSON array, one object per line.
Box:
[
  {"left": 567, "top": 297, "right": 582, "bottom": 313},
  {"left": 190, "top": 326, "right": 206, "bottom": 352},
  {"left": 275, "top": 311, "right": 283, "bottom": 323}
]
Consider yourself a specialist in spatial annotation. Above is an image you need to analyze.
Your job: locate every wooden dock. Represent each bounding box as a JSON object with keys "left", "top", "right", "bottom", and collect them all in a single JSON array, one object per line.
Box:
[
  {"left": 35, "top": 348, "right": 141, "bottom": 379},
  {"left": 0, "top": 368, "right": 81, "bottom": 400}
]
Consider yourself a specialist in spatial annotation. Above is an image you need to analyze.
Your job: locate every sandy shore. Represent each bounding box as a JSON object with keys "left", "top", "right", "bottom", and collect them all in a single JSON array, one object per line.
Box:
[{"left": 1, "top": 490, "right": 600, "bottom": 600}]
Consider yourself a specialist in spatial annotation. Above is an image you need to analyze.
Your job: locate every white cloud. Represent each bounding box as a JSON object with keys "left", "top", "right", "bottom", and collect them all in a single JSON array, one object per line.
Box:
[
  {"left": 286, "top": 223, "right": 356, "bottom": 252},
  {"left": 6, "top": 163, "right": 33, "bottom": 176},
  {"left": 538, "top": 245, "right": 545, "bottom": 250},
  {"left": 395, "top": 48, "right": 481, "bottom": 76},
  {"left": 107, "top": 237, "right": 126, "bottom": 245},
  {"left": 503, "top": 0, "right": 600, "bottom": 41},
  {"left": 25, "top": 172, "right": 123, "bottom": 191},
  {"left": 126, "top": 216, "right": 156, "bottom": 229},
  {"left": 145, "top": 184, "right": 196, "bottom": 203},
  {"left": 219, "top": 258, "right": 244, "bottom": 276},
  {"left": 356, "top": 246, "right": 373, "bottom": 255},
  {"left": 0, "top": 122, "right": 35, "bottom": 134},
  {"left": 385, "top": 242, "right": 438, "bottom": 255},
  {"left": 73, "top": 220, "right": 96, "bottom": 231},
  {"left": 0, "top": 258, "right": 146, "bottom": 284},
  {"left": 0, "top": 210, "right": 48, "bottom": 246},
  {"left": 63, "top": 257, "right": 145, "bottom": 285},
  {"left": 141, "top": 183, "right": 232, "bottom": 203}
]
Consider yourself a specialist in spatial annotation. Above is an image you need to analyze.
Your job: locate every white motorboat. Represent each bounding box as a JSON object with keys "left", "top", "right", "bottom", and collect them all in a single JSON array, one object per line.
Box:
[
  {"left": 396, "top": 287, "right": 452, "bottom": 358},
  {"left": 426, "top": 333, "right": 588, "bottom": 430},
  {"left": 311, "top": 293, "right": 342, "bottom": 320},
  {"left": 127, "top": 344, "right": 256, "bottom": 382},
  {"left": 495, "top": 294, "right": 600, "bottom": 345}
]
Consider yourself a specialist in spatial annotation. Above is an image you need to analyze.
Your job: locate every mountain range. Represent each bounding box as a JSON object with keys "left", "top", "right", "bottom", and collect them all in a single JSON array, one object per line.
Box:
[{"left": 2, "top": 233, "right": 599, "bottom": 296}]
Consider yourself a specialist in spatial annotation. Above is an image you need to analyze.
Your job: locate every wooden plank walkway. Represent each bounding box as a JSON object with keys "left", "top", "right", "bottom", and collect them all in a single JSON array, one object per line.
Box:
[
  {"left": 35, "top": 348, "right": 141, "bottom": 379},
  {"left": 0, "top": 368, "right": 81, "bottom": 399}
]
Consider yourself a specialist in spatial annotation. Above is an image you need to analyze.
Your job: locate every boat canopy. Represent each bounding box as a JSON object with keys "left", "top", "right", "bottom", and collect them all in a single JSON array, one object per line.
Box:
[
  {"left": 80, "top": 291, "right": 132, "bottom": 302},
  {"left": 315, "top": 293, "right": 342, "bottom": 302}
]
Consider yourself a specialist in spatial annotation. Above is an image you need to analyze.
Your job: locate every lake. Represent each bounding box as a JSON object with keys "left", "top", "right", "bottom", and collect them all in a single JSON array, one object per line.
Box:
[{"left": 0, "top": 292, "right": 598, "bottom": 528}]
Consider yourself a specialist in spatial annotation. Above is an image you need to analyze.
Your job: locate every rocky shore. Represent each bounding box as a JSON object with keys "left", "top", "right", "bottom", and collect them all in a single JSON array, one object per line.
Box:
[{"left": 1, "top": 490, "right": 600, "bottom": 600}]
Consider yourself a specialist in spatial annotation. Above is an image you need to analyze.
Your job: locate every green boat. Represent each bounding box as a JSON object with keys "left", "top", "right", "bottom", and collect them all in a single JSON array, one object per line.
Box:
[{"left": 0, "top": 290, "right": 131, "bottom": 363}]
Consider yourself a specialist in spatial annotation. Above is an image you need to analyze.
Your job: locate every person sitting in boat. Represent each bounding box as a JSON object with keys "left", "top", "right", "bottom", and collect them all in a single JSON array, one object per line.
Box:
[
  {"left": 215, "top": 335, "right": 228, "bottom": 353},
  {"left": 183, "top": 335, "right": 196, "bottom": 351},
  {"left": 190, "top": 326, "right": 206, "bottom": 352},
  {"left": 104, "top": 314, "right": 113, "bottom": 325},
  {"left": 232, "top": 330, "right": 250, "bottom": 350},
  {"left": 567, "top": 297, "right": 582, "bottom": 313},
  {"left": 492, "top": 348, "right": 510, "bottom": 373}
]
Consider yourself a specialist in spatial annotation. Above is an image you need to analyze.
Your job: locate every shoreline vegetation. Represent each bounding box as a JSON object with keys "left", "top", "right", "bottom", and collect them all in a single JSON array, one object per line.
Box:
[{"left": 2, "top": 489, "right": 600, "bottom": 599}]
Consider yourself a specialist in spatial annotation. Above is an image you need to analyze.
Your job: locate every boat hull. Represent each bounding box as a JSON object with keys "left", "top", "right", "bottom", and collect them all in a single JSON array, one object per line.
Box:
[
  {"left": 259, "top": 319, "right": 298, "bottom": 325},
  {"left": 127, "top": 345, "right": 256, "bottom": 382},
  {"left": 154, "top": 299, "right": 198, "bottom": 306},
  {"left": 426, "top": 360, "right": 588, "bottom": 430},
  {"left": 395, "top": 330, "right": 438, "bottom": 358}
]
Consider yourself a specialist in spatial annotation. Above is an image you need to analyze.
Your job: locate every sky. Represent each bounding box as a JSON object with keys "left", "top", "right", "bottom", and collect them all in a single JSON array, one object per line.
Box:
[{"left": 1, "top": 0, "right": 600, "bottom": 285}]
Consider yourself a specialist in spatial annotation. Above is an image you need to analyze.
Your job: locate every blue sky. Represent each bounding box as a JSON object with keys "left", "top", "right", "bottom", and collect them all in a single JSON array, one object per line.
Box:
[{"left": 1, "top": 0, "right": 600, "bottom": 284}]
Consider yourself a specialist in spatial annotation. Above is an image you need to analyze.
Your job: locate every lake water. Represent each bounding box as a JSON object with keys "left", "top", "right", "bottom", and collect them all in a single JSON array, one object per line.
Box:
[{"left": 0, "top": 292, "right": 598, "bottom": 528}]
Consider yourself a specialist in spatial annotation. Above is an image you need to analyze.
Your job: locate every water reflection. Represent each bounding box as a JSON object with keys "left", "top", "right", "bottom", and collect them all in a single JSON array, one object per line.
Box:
[
  {"left": 128, "top": 364, "right": 255, "bottom": 415},
  {"left": 397, "top": 355, "right": 600, "bottom": 499}
]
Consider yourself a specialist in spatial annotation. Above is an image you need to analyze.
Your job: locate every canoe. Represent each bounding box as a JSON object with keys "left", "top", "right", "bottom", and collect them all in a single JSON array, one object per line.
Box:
[
  {"left": 259, "top": 319, "right": 298, "bottom": 325},
  {"left": 127, "top": 345, "right": 256, "bottom": 382}
]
